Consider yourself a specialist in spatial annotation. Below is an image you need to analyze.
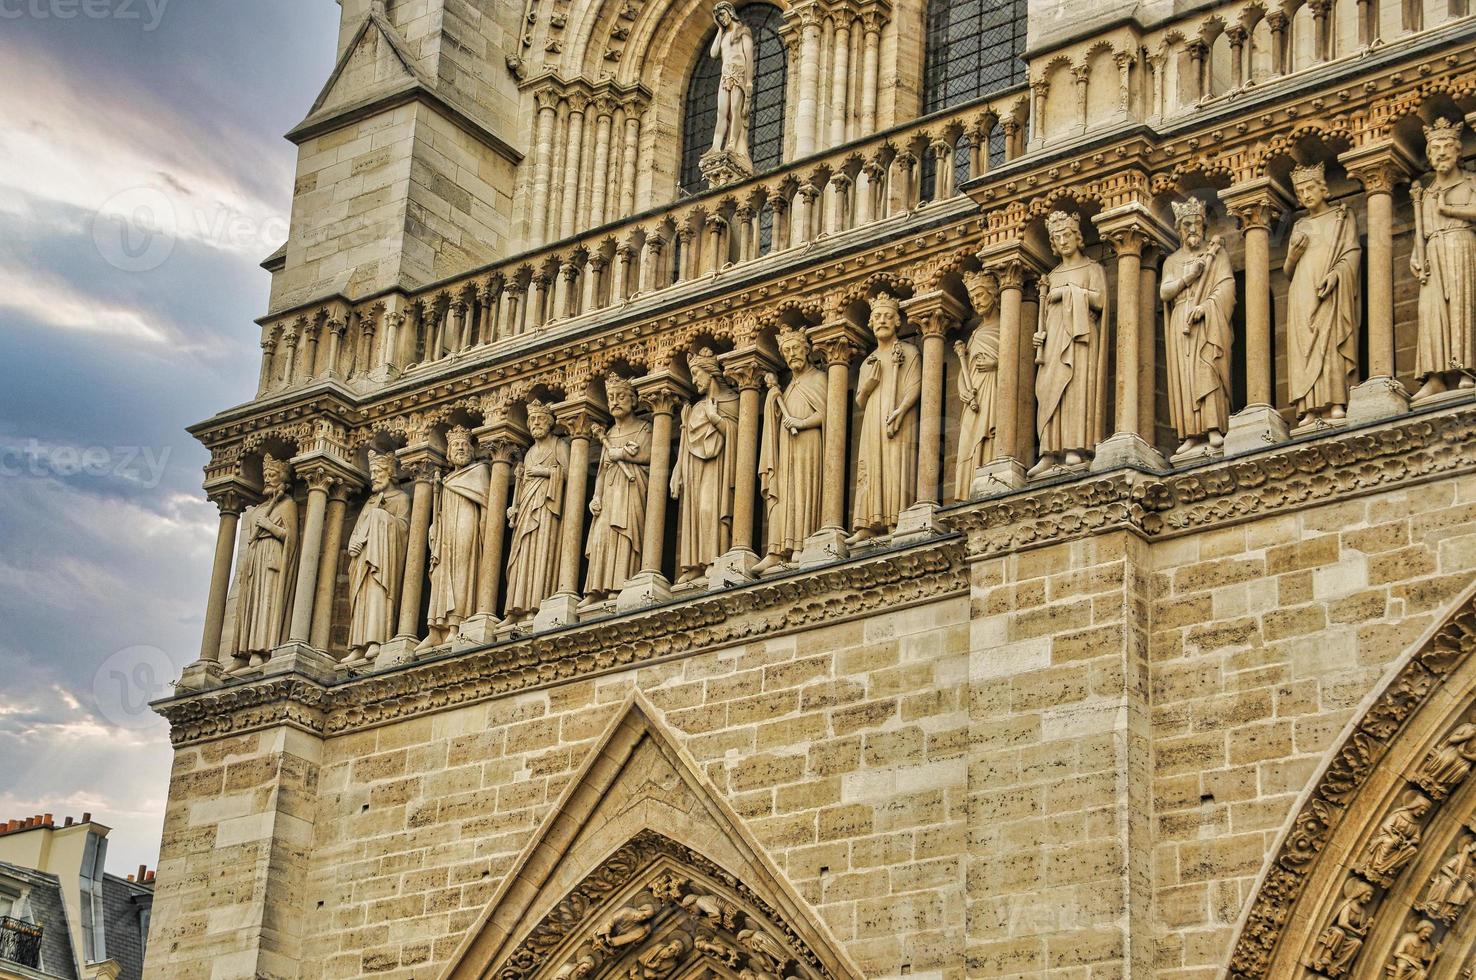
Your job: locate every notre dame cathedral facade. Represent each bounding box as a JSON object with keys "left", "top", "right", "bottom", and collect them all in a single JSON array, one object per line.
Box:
[{"left": 148, "top": 0, "right": 1476, "bottom": 976}]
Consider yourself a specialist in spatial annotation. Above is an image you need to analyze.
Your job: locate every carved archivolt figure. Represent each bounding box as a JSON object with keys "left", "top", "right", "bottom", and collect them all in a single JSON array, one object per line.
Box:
[
  {"left": 680, "top": 890, "right": 738, "bottom": 931},
  {"left": 1030, "top": 210, "right": 1108, "bottom": 477},
  {"left": 585, "top": 376, "right": 652, "bottom": 603},
  {"left": 1412, "top": 117, "right": 1476, "bottom": 400},
  {"left": 595, "top": 902, "right": 657, "bottom": 952},
  {"left": 225, "top": 454, "right": 300, "bottom": 663},
  {"left": 636, "top": 934, "right": 689, "bottom": 979},
  {"left": 1284, "top": 162, "right": 1361, "bottom": 426},
  {"left": 954, "top": 271, "right": 1001, "bottom": 500},
  {"left": 1161, "top": 197, "right": 1235, "bottom": 455},
  {"left": 754, "top": 327, "right": 826, "bottom": 575},
  {"left": 1414, "top": 720, "right": 1476, "bottom": 799},
  {"left": 708, "top": 1, "right": 753, "bottom": 160},
  {"left": 420, "top": 427, "right": 489, "bottom": 650},
  {"left": 849, "top": 292, "right": 921, "bottom": 544},
  {"left": 1386, "top": 919, "right": 1437, "bottom": 980},
  {"left": 1308, "top": 878, "right": 1374, "bottom": 978},
  {"left": 346, "top": 450, "right": 410, "bottom": 663},
  {"left": 672, "top": 349, "right": 739, "bottom": 584},
  {"left": 553, "top": 952, "right": 597, "bottom": 980},
  {"left": 1358, "top": 792, "right": 1431, "bottom": 886},
  {"left": 505, "top": 401, "right": 568, "bottom": 617},
  {"left": 1420, "top": 836, "right": 1476, "bottom": 923}
]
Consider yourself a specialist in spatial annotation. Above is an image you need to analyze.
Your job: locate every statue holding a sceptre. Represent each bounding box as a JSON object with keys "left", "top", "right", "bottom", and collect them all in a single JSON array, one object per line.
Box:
[{"left": 709, "top": 2, "right": 754, "bottom": 161}]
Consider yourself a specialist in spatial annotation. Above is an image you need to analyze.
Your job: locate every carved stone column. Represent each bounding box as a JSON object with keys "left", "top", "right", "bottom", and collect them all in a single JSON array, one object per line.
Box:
[
  {"left": 1223, "top": 179, "right": 1293, "bottom": 454},
  {"left": 1342, "top": 141, "right": 1418, "bottom": 422},
  {"left": 638, "top": 234, "right": 665, "bottom": 294},
  {"left": 195, "top": 483, "right": 248, "bottom": 671},
  {"left": 619, "top": 105, "right": 643, "bottom": 217},
  {"left": 500, "top": 281, "right": 524, "bottom": 340},
  {"left": 858, "top": 6, "right": 884, "bottom": 133},
  {"left": 287, "top": 470, "right": 334, "bottom": 646},
  {"left": 278, "top": 323, "right": 299, "bottom": 388},
  {"left": 618, "top": 374, "right": 692, "bottom": 611},
  {"left": 803, "top": 315, "right": 868, "bottom": 564},
  {"left": 536, "top": 395, "right": 609, "bottom": 629},
  {"left": 258, "top": 331, "right": 277, "bottom": 396},
  {"left": 899, "top": 291, "right": 965, "bottom": 538},
  {"left": 1138, "top": 247, "right": 1161, "bottom": 446},
  {"left": 301, "top": 318, "right": 322, "bottom": 381},
  {"left": 975, "top": 246, "right": 1047, "bottom": 494},
  {"left": 323, "top": 314, "right": 346, "bottom": 380},
  {"left": 613, "top": 243, "right": 635, "bottom": 304},
  {"left": 384, "top": 446, "right": 444, "bottom": 664},
  {"left": 309, "top": 482, "right": 353, "bottom": 653},
  {"left": 829, "top": 12, "right": 852, "bottom": 148},
  {"left": 713, "top": 344, "right": 780, "bottom": 584},
  {"left": 559, "top": 94, "right": 588, "bottom": 240},
  {"left": 1093, "top": 204, "right": 1175, "bottom": 472},
  {"left": 790, "top": 2, "right": 823, "bottom": 158},
  {"left": 529, "top": 87, "right": 560, "bottom": 246},
  {"left": 582, "top": 255, "right": 607, "bottom": 312},
  {"left": 931, "top": 139, "right": 954, "bottom": 201},
  {"left": 460, "top": 420, "right": 529, "bottom": 645},
  {"left": 527, "top": 273, "right": 550, "bottom": 331},
  {"left": 477, "top": 281, "right": 498, "bottom": 346},
  {"left": 589, "top": 97, "right": 617, "bottom": 227}
]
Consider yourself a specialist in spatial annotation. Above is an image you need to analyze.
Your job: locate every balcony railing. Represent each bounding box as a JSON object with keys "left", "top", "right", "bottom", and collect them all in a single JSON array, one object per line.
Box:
[
  {"left": 0, "top": 916, "right": 42, "bottom": 970},
  {"left": 251, "top": 84, "right": 1031, "bottom": 397}
]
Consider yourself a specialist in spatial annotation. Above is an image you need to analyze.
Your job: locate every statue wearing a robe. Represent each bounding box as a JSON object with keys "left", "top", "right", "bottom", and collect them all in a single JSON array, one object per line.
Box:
[
  {"left": 505, "top": 403, "right": 568, "bottom": 617},
  {"left": 1030, "top": 210, "right": 1108, "bottom": 477},
  {"left": 1162, "top": 198, "right": 1235, "bottom": 455},
  {"left": 849, "top": 293, "right": 921, "bottom": 544},
  {"left": 420, "top": 428, "right": 490, "bottom": 650},
  {"left": 585, "top": 379, "right": 651, "bottom": 602},
  {"left": 753, "top": 329, "right": 826, "bottom": 575},
  {"left": 1412, "top": 118, "right": 1476, "bottom": 400},
  {"left": 347, "top": 451, "right": 410, "bottom": 663},
  {"left": 224, "top": 455, "right": 299, "bottom": 666},
  {"left": 672, "top": 349, "right": 739, "bottom": 584},
  {"left": 955, "top": 271, "right": 1001, "bottom": 501},
  {"left": 1285, "top": 162, "right": 1360, "bottom": 425}
]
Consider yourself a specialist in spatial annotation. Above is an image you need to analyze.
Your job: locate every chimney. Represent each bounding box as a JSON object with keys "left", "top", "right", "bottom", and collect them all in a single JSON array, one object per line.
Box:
[
  {"left": 43, "top": 813, "right": 53, "bottom": 826},
  {"left": 137, "top": 864, "right": 147, "bottom": 882},
  {"left": 145, "top": 871, "right": 155, "bottom": 883},
  {"left": 64, "top": 816, "right": 74, "bottom": 827},
  {"left": 81, "top": 812, "right": 91, "bottom": 823}
]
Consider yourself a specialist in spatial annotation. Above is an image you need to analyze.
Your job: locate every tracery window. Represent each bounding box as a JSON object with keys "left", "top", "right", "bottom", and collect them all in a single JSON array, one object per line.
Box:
[
  {"left": 922, "top": 0, "right": 1028, "bottom": 114},
  {"left": 679, "top": 2, "right": 787, "bottom": 195}
]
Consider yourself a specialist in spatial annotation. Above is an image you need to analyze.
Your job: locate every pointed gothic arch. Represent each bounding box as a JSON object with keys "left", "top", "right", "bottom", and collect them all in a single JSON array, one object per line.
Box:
[
  {"left": 441, "top": 691, "right": 863, "bottom": 980},
  {"left": 1230, "top": 579, "right": 1476, "bottom": 979}
]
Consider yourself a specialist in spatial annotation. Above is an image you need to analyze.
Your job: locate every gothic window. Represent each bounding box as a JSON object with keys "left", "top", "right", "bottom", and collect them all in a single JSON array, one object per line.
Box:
[
  {"left": 922, "top": 0, "right": 1028, "bottom": 114},
  {"left": 679, "top": 3, "right": 787, "bottom": 195}
]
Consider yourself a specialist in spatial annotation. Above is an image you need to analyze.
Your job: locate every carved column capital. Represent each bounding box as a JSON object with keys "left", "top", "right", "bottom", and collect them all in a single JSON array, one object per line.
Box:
[
  {"left": 720, "top": 345, "right": 782, "bottom": 391},
  {"left": 552, "top": 397, "right": 611, "bottom": 441},
  {"left": 810, "top": 315, "right": 869, "bottom": 367},
  {"left": 1093, "top": 201, "right": 1179, "bottom": 257},
  {"left": 902, "top": 290, "right": 967, "bottom": 339},
  {"left": 977, "top": 240, "right": 1051, "bottom": 291},
  {"left": 1223, "top": 177, "right": 1294, "bottom": 233},
  {"left": 206, "top": 486, "right": 251, "bottom": 517},
  {"left": 634, "top": 371, "right": 694, "bottom": 418},
  {"left": 1339, "top": 140, "right": 1419, "bottom": 196},
  {"left": 472, "top": 419, "right": 531, "bottom": 466}
]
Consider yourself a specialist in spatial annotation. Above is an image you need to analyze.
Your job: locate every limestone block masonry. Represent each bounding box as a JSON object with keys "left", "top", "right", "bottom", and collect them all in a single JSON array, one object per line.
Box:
[{"left": 151, "top": 0, "right": 1476, "bottom": 978}]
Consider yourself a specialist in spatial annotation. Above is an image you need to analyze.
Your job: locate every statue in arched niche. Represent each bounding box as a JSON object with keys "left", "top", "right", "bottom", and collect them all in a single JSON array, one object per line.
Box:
[
  {"left": 753, "top": 327, "right": 826, "bottom": 576},
  {"left": 1356, "top": 791, "right": 1431, "bottom": 886},
  {"left": 672, "top": 349, "right": 740, "bottom": 584},
  {"left": 225, "top": 454, "right": 299, "bottom": 664},
  {"left": 420, "top": 426, "right": 489, "bottom": 650},
  {"left": 1030, "top": 210, "right": 1109, "bottom": 477},
  {"left": 849, "top": 291, "right": 920, "bottom": 544},
  {"left": 505, "top": 401, "right": 568, "bottom": 617},
  {"left": 1284, "top": 161, "right": 1360, "bottom": 426},
  {"left": 1411, "top": 117, "right": 1476, "bottom": 401},
  {"left": 709, "top": 1, "right": 753, "bottom": 161},
  {"left": 1161, "top": 197, "right": 1234, "bottom": 456},
  {"left": 346, "top": 450, "right": 410, "bottom": 664},
  {"left": 585, "top": 375, "right": 651, "bottom": 604},
  {"left": 1308, "top": 878, "right": 1374, "bottom": 978},
  {"left": 954, "top": 271, "right": 1001, "bottom": 501}
]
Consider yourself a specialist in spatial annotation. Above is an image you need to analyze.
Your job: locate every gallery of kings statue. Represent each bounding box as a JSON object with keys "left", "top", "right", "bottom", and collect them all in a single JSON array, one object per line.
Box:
[{"left": 149, "top": 0, "right": 1476, "bottom": 977}]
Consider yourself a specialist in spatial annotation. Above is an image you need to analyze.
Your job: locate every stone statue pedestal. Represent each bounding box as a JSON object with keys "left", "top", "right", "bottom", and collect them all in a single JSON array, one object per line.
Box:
[
  {"left": 453, "top": 613, "right": 501, "bottom": 650},
  {"left": 1410, "top": 384, "right": 1473, "bottom": 412},
  {"left": 1090, "top": 432, "right": 1167, "bottom": 474},
  {"left": 798, "top": 527, "right": 848, "bottom": 568},
  {"left": 375, "top": 636, "right": 419, "bottom": 671},
  {"left": 892, "top": 502, "right": 947, "bottom": 546},
  {"left": 1169, "top": 442, "right": 1222, "bottom": 467},
  {"left": 177, "top": 658, "right": 228, "bottom": 692},
  {"left": 971, "top": 457, "right": 1026, "bottom": 498},
  {"left": 263, "top": 641, "right": 339, "bottom": 683},
  {"left": 708, "top": 548, "right": 759, "bottom": 588},
  {"left": 1347, "top": 376, "right": 1411, "bottom": 424},
  {"left": 616, "top": 571, "right": 673, "bottom": 612},
  {"left": 700, "top": 148, "right": 753, "bottom": 189},
  {"left": 1223, "top": 404, "right": 1291, "bottom": 457},
  {"left": 534, "top": 592, "right": 581, "bottom": 631}
]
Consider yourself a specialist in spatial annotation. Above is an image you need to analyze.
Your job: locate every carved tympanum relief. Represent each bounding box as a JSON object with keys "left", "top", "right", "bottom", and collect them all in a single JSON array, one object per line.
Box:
[
  {"left": 672, "top": 349, "right": 740, "bottom": 585},
  {"left": 346, "top": 449, "right": 409, "bottom": 665},
  {"left": 1285, "top": 161, "right": 1361, "bottom": 428},
  {"left": 1030, "top": 210, "right": 1108, "bottom": 478},
  {"left": 1161, "top": 197, "right": 1234, "bottom": 458},
  {"left": 753, "top": 327, "right": 826, "bottom": 576},
  {"left": 848, "top": 292, "right": 920, "bottom": 545},
  {"left": 1412, "top": 117, "right": 1476, "bottom": 402}
]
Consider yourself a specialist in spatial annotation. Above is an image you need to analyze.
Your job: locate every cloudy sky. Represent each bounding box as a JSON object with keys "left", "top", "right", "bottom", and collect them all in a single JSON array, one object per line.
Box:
[{"left": 0, "top": 1, "right": 340, "bottom": 877}]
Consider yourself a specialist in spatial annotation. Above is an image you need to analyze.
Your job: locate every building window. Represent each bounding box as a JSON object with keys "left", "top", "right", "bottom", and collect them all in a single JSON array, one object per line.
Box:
[
  {"left": 679, "top": 2, "right": 787, "bottom": 194},
  {"left": 922, "top": 0, "right": 1028, "bottom": 114}
]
